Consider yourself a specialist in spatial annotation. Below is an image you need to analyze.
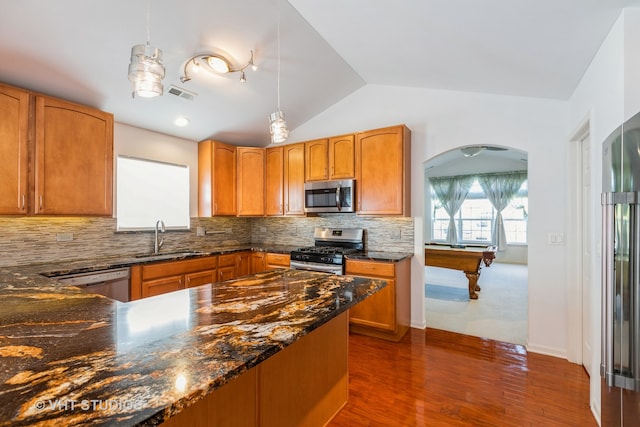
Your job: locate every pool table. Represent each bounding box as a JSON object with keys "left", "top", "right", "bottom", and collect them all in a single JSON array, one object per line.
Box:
[{"left": 424, "top": 243, "right": 497, "bottom": 299}]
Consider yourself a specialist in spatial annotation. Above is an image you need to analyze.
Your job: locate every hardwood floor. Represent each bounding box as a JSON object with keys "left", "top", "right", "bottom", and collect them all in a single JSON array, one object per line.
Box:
[{"left": 329, "top": 328, "right": 596, "bottom": 427}]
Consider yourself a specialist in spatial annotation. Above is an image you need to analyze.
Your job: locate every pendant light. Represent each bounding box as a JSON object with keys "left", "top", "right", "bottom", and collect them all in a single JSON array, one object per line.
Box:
[
  {"left": 269, "top": 0, "right": 288, "bottom": 143},
  {"left": 128, "top": 0, "right": 165, "bottom": 98}
]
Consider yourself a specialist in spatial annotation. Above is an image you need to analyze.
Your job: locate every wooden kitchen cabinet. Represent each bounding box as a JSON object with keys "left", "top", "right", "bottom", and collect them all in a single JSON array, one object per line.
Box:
[
  {"left": 235, "top": 251, "right": 251, "bottom": 277},
  {"left": 283, "top": 143, "right": 305, "bottom": 216},
  {"left": 355, "top": 125, "right": 411, "bottom": 216},
  {"left": 185, "top": 269, "right": 217, "bottom": 288},
  {"left": 305, "top": 138, "right": 329, "bottom": 181},
  {"left": 346, "top": 257, "right": 411, "bottom": 341},
  {"left": 265, "top": 146, "right": 284, "bottom": 216},
  {"left": 218, "top": 253, "right": 236, "bottom": 282},
  {"left": 130, "top": 256, "right": 218, "bottom": 300},
  {"left": 328, "top": 134, "right": 355, "bottom": 179},
  {"left": 34, "top": 95, "right": 113, "bottom": 216},
  {"left": 237, "top": 147, "right": 265, "bottom": 216},
  {"left": 0, "top": 83, "right": 29, "bottom": 214},
  {"left": 251, "top": 252, "right": 267, "bottom": 274},
  {"left": 265, "top": 253, "right": 290, "bottom": 270},
  {"left": 305, "top": 134, "right": 355, "bottom": 181},
  {"left": 198, "top": 140, "right": 237, "bottom": 216}
]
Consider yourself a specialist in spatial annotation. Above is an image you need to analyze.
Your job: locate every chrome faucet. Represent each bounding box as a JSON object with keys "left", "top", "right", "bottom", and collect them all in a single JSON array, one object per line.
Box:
[{"left": 154, "top": 220, "right": 165, "bottom": 254}]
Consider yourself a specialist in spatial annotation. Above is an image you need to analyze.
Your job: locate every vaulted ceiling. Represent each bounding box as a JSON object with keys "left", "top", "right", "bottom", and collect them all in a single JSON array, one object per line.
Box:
[{"left": 0, "top": 0, "right": 635, "bottom": 146}]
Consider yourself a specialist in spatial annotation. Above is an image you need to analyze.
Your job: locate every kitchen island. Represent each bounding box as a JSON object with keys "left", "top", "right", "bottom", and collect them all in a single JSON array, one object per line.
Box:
[{"left": 0, "top": 268, "right": 385, "bottom": 426}]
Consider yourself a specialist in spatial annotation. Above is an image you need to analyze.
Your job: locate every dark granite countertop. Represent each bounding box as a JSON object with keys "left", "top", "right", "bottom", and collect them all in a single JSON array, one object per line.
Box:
[
  {"left": 0, "top": 267, "right": 385, "bottom": 426},
  {"left": 346, "top": 251, "right": 413, "bottom": 263}
]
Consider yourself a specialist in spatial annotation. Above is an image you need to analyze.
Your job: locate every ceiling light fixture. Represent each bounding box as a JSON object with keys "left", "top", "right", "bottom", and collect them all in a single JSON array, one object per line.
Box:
[
  {"left": 174, "top": 116, "right": 190, "bottom": 127},
  {"left": 180, "top": 50, "right": 257, "bottom": 83},
  {"left": 269, "top": 0, "right": 288, "bottom": 144},
  {"left": 460, "top": 146, "right": 484, "bottom": 157},
  {"left": 128, "top": 0, "right": 165, "bottom": 98}
]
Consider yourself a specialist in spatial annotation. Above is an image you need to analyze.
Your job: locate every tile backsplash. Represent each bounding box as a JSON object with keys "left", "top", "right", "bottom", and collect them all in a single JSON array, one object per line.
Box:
[{"left": 0, "top": 215, "right": 414, "bottom": 267}]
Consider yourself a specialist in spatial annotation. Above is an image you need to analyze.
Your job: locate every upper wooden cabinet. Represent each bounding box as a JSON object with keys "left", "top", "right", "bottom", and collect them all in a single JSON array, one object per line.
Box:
[
  {"left": 199, "top": 140, "right": 237, "bottom": 216},
  {"left": 304, "top": 138, "right": 329, "bottom": 181},
  {"left": 304, "top": 135, "right": 355, "bottom": 181},
  {"left": 283, "top": 143, "right": 305, "bottom": 216},
  {"left": 356, "top": 125, "right": 411, "bottom": 216},
  {"left": 265, "top": 146, "right": 284, "bottom": 216},
  {"left": 0, "top": 84, "right": 29, "bottom": 214},
  {"left": 34, "top": 96, "right": 114, "bottom": 215},
  {"left": 237, "top": 147, "right": 265, "bottom": 216},
  {"left": 328, "top": 134, "right": 355, "bottom": 179}
]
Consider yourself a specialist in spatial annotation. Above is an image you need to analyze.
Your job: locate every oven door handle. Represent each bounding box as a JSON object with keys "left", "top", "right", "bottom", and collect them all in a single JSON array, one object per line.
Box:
[{"left": 290, "top": 261, "right": 342, "bottom": 274}]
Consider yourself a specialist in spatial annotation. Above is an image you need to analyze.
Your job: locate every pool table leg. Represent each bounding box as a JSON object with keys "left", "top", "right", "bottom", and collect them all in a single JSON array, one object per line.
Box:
[{"left": 464, "top": 271, "right": 481, "bottom": 299}]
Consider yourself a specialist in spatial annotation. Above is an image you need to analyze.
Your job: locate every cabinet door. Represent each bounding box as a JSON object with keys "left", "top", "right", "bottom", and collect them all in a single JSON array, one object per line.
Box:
[
  {"left": 34, "top": 96, "right": 113, "bottom": 215},
  {"left": 185, "top": 269, "right": 217, "bottom": 288},
  {"left": 328, "top": 134, "right": 355, "bottom": 179},
  {"left": 142, "top": 275, "right": 184, "bottom": 298},
  {"left": 198, "top": 140, "right": 237, "bottom": 216},
  {"left": 283, "top": 143, "right": 305, "bottom": 216},
  {"left": 218, "top": 266, "right": 235, "bottom": 282},
  {"left": 349, "top": 279, "right": 397, "bottom": 332},
  {"left": 304, "top": 139, "right": 329, "bottom": 181},
  {"left": 251, "top": 252, "right": 267, "bottom": 274},
  {"left": 237, "top": 147, "right": 265, "bottom": 216},
  {"left": 265, "top": 146, "right": 284, "bottom": 216},
  {"left": 356, "top": 125, "right": 410, "bottom": 216},
  {"left": 0, "top": 84, "right": 29, "bottom": 214},
  {"left": 235, "top": 251, "right": 251, "bottom": 277},
  {"left": 265, "top": 253, "right": 290, "bottom": 270}
]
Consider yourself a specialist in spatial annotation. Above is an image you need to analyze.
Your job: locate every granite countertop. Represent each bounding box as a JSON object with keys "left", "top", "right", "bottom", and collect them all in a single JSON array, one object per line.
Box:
[{"left": 0, "top": 267, "right": 385, "bottom": 426}]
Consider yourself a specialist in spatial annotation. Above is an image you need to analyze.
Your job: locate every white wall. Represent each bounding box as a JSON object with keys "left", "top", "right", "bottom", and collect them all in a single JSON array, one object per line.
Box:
[
  {"left": 113, "top": 123, "right": 199, "bottom": 216},
  {"left": 289, "top": 84, "right": 569, "bottom": 353}
]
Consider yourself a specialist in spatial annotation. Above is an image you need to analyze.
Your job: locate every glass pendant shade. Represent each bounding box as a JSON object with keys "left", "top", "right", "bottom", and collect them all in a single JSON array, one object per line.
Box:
[
  {"left": 269, "top": 111, "right": 289, "bottom": 143},
  {"left": 128, "top": 43, "right": 165, "bottom": 98}
]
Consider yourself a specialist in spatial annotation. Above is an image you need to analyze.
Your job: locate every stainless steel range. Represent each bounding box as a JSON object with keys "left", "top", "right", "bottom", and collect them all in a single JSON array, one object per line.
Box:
[{"left": 290, "top": 228, "right": 364, "bottom": 275}]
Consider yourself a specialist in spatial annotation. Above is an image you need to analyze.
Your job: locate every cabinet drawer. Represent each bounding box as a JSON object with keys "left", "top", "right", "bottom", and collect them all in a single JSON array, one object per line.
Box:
[
  {"left": 142, "top": 276, "right": 184, "bottom": 298},
  {"left": 265, "top": 253, "right": 290, "bottom": 267},
  {"left": 142, "top": 256, "right": 217, "bottom": 280},
  {"left": 218, "top": 254, "right": 236, "bottom": 267},
  {"left": 185, "top": 269, "right": 217, "bottom": 288},
  {"left": 345, "top": 260, "right": 394, "bottom": 278}
]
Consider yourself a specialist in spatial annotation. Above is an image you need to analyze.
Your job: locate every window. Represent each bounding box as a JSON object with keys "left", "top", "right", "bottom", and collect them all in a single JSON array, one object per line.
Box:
[
  {"left": 116, "top": 156, "right": 190, "bottom": 231},
  {"left": 432, "top": 179, "right": 527, "bottom": 244}
]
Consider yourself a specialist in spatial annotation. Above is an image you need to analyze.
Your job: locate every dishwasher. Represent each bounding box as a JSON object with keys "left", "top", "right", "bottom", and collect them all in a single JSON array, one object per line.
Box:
[{"left": 55, "top": 267, "right": 131, "bottom": 302}]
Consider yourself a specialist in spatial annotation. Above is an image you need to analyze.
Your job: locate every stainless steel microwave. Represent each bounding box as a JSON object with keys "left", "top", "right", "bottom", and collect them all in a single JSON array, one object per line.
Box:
[{"left": 304, "top": 179, "right": 355, "bottom": 213}]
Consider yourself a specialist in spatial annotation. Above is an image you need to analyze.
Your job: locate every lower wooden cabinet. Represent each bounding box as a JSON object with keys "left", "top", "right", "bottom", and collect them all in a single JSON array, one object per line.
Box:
[
  {"left": 346, "top": 257, "right": 411, "bottom": 342},
  {"left": 265, "top": 253, "right": 290, "bottom": 270},
  {"left": 130, "top": 256, "right": 218, "bottom": 300},
  {"left": 235, "top": 251, "right": 251, "bottom": 277},
  {"left": 251, "top": 252, "right": 266, "bottom": 274}
]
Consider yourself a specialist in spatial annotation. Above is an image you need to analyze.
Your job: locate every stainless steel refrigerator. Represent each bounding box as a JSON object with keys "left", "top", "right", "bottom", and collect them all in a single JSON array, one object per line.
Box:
[{"left": 601, "top": 111, "right": 640, "bottom": 426}]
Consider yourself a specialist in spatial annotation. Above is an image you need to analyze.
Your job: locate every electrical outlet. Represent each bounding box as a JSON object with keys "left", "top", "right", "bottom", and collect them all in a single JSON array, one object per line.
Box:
[
  {"left": 224, "top": 228, "right": 232, "bottom": 233},
  {"left": 260, "top": 227, "right": 267, "bottom": 233},
  {"left": 56, "top": 233, "right": 74, "bottom": 242},
  {"left": 547, "top": 232, "right": 565, "bottom": 245},
  {"left": 196, "top": 227, "right": 206, "bottom": 236}
]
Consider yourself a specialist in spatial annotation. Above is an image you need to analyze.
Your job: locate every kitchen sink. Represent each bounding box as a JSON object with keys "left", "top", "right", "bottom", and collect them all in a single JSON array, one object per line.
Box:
[{"left": 134, "top": 250, "right": 207, "bottom": 261}]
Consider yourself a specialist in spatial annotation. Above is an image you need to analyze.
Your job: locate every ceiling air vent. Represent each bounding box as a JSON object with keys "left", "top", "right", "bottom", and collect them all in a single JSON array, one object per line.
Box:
[{"left": 167, "top": 85, "right": 197, "bottom": 101}]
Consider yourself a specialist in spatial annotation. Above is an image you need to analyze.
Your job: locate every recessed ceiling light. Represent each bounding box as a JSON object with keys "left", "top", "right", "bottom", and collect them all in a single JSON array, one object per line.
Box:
[{"left": 174, "top": 116, "right": 190, "bottom": 127}]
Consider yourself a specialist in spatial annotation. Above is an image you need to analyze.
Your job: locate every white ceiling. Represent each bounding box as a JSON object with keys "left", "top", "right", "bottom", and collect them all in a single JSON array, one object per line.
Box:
[{"left": 0, "top": 0, "right": 635, "bottom": 146}]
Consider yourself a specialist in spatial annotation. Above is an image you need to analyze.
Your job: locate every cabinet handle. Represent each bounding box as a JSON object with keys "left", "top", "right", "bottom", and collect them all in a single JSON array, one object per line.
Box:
[
  {"left": 39, "top": 195, "right": 43, "bottom": 210},
  {"left": 21, "top": 194, "right": 25, "bottom": 210}
]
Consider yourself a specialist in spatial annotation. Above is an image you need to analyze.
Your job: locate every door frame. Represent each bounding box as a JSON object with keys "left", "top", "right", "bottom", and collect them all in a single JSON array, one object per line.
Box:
[{"left": 566, "top": 115, "right": 592, "bottom": 366}]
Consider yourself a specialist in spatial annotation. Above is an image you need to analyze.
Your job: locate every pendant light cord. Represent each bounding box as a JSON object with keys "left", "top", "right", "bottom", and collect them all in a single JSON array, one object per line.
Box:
[
  {"left": 276, "top": 0, "right": 281, "bottom": 111},
  {"left": 146, "top": 0, "right": 151, "bottom": 47}
]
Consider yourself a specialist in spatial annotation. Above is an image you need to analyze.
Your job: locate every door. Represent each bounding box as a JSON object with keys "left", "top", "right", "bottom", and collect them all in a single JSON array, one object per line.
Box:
[
  {"left": 237, "top": 147, "right": 265, "bottom": 216},
  {"left": 265, "top": 146, "right": 284, "bottom": 216},
  {"left": 283, "top": 143, "right": 305, "bottom": 215}
]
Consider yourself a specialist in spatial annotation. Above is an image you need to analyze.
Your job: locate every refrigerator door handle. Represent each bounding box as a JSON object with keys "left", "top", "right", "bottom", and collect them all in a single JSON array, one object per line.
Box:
[{"left": 601, "top": 191, "right": 640, "bottom": 392}]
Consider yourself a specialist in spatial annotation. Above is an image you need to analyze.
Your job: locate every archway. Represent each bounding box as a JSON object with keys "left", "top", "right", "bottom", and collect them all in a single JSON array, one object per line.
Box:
[{"left": 423, "top": 144, "right": 529, "bottom": 344}]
